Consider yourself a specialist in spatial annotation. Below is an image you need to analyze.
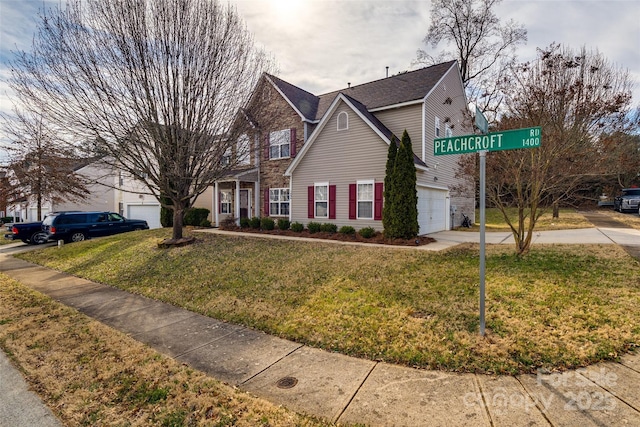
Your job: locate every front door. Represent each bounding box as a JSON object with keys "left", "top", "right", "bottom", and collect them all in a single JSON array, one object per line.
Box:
[{"left": 239, "top": 189, "right": 250, "bottom": 219}]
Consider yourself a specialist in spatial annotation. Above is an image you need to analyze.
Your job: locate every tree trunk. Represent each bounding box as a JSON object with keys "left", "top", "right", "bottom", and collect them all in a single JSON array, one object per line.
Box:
[
  {"left": 171, "top": 204, "right": 185, "bottom": 240},
  {"left": 552, "top": 201, "right": 559, "bottom": 219}
]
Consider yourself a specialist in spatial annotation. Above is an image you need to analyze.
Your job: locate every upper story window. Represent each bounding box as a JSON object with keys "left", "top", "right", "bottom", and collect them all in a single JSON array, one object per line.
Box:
[
  {"left": 237, "top": 134, "right": 250, "bottom": 165},
  {"left": 221, "top": 147, "right": 232, "bottom": 166},
  {"left": 269, "top": 129, "right": 290, "bottom": 159},
  {"left": 445, "top": 124, "right": 453, "bottom": 138},
  {"left": 337, "top": 111, "right": 348, "bottom": 131},
  {"left": 435, "top": 117, "right": 441, "bottom": 137}
]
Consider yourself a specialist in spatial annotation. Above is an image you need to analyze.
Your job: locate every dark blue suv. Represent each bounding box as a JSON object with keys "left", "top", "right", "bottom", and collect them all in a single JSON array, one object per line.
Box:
[{"left": 42, "top": 211, "right": 149, "bottom": 243}]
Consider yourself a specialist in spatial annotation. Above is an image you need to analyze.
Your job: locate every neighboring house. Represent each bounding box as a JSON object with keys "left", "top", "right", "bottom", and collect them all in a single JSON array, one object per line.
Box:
[
  {"left": 196, "top": 60, "right": 475, "bottom": 235},
  {"left": 52, "top": 161, "right": 162, "bottom": 229}
]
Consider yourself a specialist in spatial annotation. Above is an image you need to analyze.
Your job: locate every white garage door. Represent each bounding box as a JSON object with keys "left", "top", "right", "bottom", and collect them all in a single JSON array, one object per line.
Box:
[
  {"left": 417, "top": 188, "right": 448, "bottom": 235},
  {"left": 127, "top": 204, "right": 161, "bottom": 229},
  {"left": 28, "top": 207, "right": 49, "bottom": 222}
]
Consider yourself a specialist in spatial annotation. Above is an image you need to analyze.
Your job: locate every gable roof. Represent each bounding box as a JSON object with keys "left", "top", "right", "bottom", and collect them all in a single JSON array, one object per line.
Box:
[
  {"left": 315, "top": 60, "right": 457, "bottom": 119},
  {"left": 266, "top": 74, "right": 320, "bottom": 121},
  {"left": 285, "top": 93, "right": 427, "bottom": 177},
  {"left": 267, "top": 60, "right": 459, "bottom": 123}
]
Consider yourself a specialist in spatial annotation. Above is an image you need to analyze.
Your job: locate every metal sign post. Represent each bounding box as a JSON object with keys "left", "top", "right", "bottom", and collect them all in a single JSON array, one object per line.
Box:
[
  {"left": 479, "top": 150, "right": 486, "bottom": 336},
  {"left": 434, "top": 121, "right": 541, "bottom": 336}
]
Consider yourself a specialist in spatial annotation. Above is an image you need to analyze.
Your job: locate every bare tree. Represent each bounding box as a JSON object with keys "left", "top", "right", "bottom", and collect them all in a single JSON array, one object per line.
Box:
[
  {"left": 415, "top": 0, "right": 527, "bottom": 122},
  {"left": 2, "top": 107, "right": 88, "bottom": 221},
  {"left": 458, "top": 44, "right": 637, "bottom": 255},
  {"left": 9, "top": 0, "right": 274, "bottom": 240}
]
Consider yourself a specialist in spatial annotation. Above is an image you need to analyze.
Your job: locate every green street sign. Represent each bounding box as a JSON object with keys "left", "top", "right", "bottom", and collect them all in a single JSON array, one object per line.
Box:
[{"left": 434, "top": 126, "right": 541, "bottom": 156}]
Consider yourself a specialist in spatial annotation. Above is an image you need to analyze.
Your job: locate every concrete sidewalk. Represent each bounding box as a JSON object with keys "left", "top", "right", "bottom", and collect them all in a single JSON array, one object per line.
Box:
[{"left": 2, "top": 238, "right": 640, "bottom": 426}]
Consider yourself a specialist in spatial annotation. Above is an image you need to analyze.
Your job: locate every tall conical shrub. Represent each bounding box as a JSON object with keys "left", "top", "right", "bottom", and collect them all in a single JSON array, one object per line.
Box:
[{"left": 383, "top": 135, "right": 398, "bottom": 234}]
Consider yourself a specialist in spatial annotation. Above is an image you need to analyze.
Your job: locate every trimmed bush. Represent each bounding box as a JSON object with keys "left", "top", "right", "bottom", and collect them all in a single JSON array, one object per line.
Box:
[
  {"left": 320, "top": 223, "right": 337, "bottom": 233},
  {"left": 184, "top": 208, "right": 210, "bottom": 226},
  {"left": 307, "top": 221, "right": 321, "bottom": 234},
  {"left": 239, "top": 217, "right": 250, "bottom": 228},
  {"left": 249, "top": 217, "right": 261, "bottom": 229},
  {"left": 200, "top": 219, "right": 212, "bottom": 228},
  {"left": 220, "top": 217, "right": 237, "bottom": 230},
  {"left": 160, "top": 196, "right": 173, "bottom": 227},
  {"left": 359, "top": 227, "right": 376, "bottom": 238},
  {"left": 261, "top": 217, "right": 275, "bottom": 230},
  {"left": 277, "top": 218, "right": 291, "bottom": 230},
  {"left": 339, "top": 225, "right": 356, "bottom": 235},
  {"left": 290, "top": 222, "right": 304, "bottom": 232}
]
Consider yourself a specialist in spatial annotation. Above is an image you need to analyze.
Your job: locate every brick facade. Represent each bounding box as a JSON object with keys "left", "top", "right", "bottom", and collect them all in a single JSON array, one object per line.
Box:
[{"left": 243, "top": 78, "right": 304, "bottom": 217}]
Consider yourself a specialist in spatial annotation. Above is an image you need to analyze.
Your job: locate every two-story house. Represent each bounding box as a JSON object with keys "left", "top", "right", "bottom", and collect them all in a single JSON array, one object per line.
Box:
[{"left": 195, "top": 60, "right": 475, "bottom": 234}]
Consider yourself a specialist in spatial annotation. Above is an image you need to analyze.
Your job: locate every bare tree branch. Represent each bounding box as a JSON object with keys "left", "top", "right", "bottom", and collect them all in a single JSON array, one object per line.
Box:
[{"left": 9, "top": 0, "right": 275, "bottom": 239}]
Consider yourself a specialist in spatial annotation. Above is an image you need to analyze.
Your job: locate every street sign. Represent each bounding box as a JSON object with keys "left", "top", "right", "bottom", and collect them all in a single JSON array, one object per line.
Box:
[
  {"left": 434, "top": 126, "right": 541, "bottom": 156},
  {"left": 433, "top": 124, "right": 541, "bottom": 336},
  {"left": 475, "top": 106, "right": 488, "bottom": 134}
]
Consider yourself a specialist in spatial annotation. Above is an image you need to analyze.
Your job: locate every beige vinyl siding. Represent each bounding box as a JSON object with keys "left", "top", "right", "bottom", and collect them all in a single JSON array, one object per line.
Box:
[
  {"left": 53, "top": 163, "right": 118, "bottom": 212},
  {"left": 290, "top": 101, "right": 388, "bottom": 230},
  {"left": 192, "top": 186, "right": 215, "bottom": 221},
  {"left": 373, "top": 103, "right": 423, "bottom": 156},
  {"left": 423, "top": 65, "right": 476, "bottom": 222}
]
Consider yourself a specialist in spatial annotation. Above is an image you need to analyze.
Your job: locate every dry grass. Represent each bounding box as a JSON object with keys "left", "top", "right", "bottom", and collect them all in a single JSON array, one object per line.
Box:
[
  {"left": 0, "top": 274, "right": 333, "bottom": 427},
  {"left": 607, "top": 210, "right": 640, "bottom": 229},
  {"left": 459, "top": 208, "right": 593, "bottom": 231},
  {"left": 17, "top": 229, "right": 640, "bottom": 375}
]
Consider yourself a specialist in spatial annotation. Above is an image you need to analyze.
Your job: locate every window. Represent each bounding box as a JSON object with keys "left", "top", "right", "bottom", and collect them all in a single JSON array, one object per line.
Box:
[
  {"left": 237, "top": 134, "right": 250, "bottom": 165},
  {"left": 221, "top": 148, "right": 232, "bottom": 166},
  {"left": 269, "top": 129, "right": 290, "bottom": 159},
  {"left": 337, "top": 111, "right": 348, "bottom": 131},
  {"left": 315, "top": 183, "right": 328, "bottom": 218},
  {"left": 269, "top": 188, "right": 290, "bottom": 216},
  {"left": 357, "top": 181, "right": 374, "bottom": 219},
  {"left": 435, "top": 117, "right": 440, "bottom": 137},
  {"left": 445, "top": 124, "right": 452, "bottom": 138},
  {"left": 220, "top": 191, "right": 232, "bottom": 214}
]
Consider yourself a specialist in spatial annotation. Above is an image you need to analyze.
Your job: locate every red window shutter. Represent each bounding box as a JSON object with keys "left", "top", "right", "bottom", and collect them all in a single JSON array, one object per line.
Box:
[
  {"left": 264, "top": 189, "right": 270, "bottom": 216},
  {"left": 308, "top": 186, "right": 315, "bottom": 218},
  {"left": 264, "top": 134, "right": 270, "bottom": 160},
  {"left": 374, "top": 182, "right": 383, "bottom": 220},
  {"left": 290, "top": 128, "right": 297, "bottom": 158},
  {"left": 329, "top": 185, "right": 336, "bottom": 219},
  {"left": 349, "top": 184, "right": 356, "bottom": 219}
]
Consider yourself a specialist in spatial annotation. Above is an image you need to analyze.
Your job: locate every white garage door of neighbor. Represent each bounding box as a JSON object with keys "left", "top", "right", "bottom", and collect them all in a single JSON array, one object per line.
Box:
[
  {"left": 417, "top": 188, "right": 448, "bottom": 235},
  {"left": 127, "top": 204, "right": 161, "bottom": 229},
  {"left": 28, "top": 208, "right": 50, "bottom": 222}
]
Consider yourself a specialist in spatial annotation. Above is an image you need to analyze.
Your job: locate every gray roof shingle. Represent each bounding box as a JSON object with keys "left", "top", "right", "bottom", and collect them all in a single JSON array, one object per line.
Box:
[{"left": 268, "top": 60, "right": 457, "bottom": 123}]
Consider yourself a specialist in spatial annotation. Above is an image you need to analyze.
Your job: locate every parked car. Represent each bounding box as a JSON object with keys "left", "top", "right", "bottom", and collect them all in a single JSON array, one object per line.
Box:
[
  {"left": 4, "top": 221, "right": 48, "bottom": 245},
  {"left": 613, "top": 188, "right": 640, "bottom": 213},
  {"left": 42, "top": 211, "right": 149, "bottom": 243}
]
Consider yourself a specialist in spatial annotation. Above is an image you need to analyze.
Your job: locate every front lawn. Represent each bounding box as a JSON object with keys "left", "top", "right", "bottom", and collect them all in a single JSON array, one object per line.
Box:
[
  {"left": 0, "top": 274, "right": 329, "bottom": 427},
  {"left": 17, "top": 229, "right": 640, "bottom": 375}
]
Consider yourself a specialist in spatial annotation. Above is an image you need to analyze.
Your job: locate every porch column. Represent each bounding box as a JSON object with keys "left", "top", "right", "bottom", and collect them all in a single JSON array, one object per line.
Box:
[
  {"left": 254, "top": 181, "right": 260, "bottom": 218},
  {"left": 214, "top": 182, "right": 219, "bottom": 227},
  {"left": 235, "top": 180, "right": 241, "bottom": 226}
]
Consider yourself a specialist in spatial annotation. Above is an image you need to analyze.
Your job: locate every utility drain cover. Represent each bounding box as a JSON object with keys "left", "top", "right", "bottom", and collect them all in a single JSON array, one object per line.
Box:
[{"left": 276, "top": 376, "right": 298, "bottom": 389}]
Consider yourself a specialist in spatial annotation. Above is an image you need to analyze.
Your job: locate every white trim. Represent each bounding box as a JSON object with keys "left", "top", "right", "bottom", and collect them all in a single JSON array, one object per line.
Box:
[
  {"left": 356, "top": 179, "right": 374, "bottom": 220},
  {"left": 314, "top": 182, "right": 329, "bottom": 219},
  {"left": 337, "top": 111, "right": 349, "bottom": 131},
  {"left": 265, "top": 75, "right": 309, "bottom": 122},
  {"left": 369, "top": 99, "right": 424, "bottom": 112},
  {"left": 423, "top": 61, "right": 459, "bottom": 101},
  {"left": 286, "top": 93, "right": 393, "bottom": 176}
]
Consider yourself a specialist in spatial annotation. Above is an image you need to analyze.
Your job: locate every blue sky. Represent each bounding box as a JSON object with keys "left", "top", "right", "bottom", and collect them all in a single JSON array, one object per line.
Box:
[{"left": 1, "top": 0, "right": 639, "bottom": 161}]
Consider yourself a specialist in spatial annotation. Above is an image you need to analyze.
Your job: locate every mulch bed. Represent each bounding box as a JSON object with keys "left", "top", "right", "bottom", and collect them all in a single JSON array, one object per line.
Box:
[{"left": 218, "top": 226, "right": 435, "bottom": 247}]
